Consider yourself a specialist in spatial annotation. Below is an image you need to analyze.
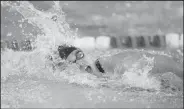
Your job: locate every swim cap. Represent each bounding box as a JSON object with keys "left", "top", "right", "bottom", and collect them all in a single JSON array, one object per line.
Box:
[{"left": 58, "top": 44, "right": 78, "bottom": 60}]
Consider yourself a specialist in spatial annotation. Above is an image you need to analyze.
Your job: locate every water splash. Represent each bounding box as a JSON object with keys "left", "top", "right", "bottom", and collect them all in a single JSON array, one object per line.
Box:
[
  {"left": 1, "top": 2, "right": 183, "bottom": 108},
  {"left": 1, "top": 1, "right": 102, "bottom": 89},
  {"left": 121, "top": 54, "right": 161, "bottom": 90},
  {"left": 1, "top": 1, "right": 183, "bottom": 92}
]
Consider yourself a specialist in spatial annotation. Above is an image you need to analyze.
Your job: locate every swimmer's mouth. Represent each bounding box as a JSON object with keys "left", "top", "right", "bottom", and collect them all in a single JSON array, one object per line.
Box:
[
  {"left": 84, "top": 66, "right": 93, "bottom": 73},
  {"left": 95, "top": 59, "right": 105, "bottom": 73}
]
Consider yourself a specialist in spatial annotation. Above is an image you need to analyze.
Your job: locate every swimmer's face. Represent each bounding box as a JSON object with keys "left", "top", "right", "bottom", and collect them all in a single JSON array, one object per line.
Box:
[
  {"left": 66, "top": 49, "right": 92, "bottom": 72},
  {"left": 66, "top": 49, "right": 103, "bottom": 77},
  {"left": 76, "top": 56, "right": 103, "bottom": 77}
]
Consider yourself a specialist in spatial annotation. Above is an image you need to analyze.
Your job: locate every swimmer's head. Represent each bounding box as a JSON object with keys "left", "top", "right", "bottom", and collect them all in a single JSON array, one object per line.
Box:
[
  {"left": 57, "top": 45, "right": 105, "bottom": 77},
  {"left": 58, "top": 45, "right": 84, "bottom": 63},
  {"left": 57, "top": 45, "right": 93, "bottom": 72}
]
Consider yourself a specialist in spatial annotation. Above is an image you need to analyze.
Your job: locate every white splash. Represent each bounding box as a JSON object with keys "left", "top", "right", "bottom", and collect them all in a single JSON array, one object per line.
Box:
[
  {"left": 1, "top": 1, "right": 103, "bottom": 88},
  {"left": 122, "top": 54, "right": 161, "bottom": 90},
  {"left": 1, "top": 1, "right": 183, "bottom": 92}
]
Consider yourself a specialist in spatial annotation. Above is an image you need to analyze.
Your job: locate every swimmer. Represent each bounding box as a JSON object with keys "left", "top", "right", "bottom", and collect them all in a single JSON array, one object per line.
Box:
[
  {"left": 47, "top": 44, "right": 101, "bottom": 76},
  {"left": 50, "top": 45, "right": 183, "bottom": 80},
  {"left": 58, "top": 44, "right": 104, "bottom": 77}
]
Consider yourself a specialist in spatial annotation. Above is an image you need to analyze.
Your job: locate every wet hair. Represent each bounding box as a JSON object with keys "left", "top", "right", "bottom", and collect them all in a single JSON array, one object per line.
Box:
[{"left": 58, "top": 44, "right": 78, "bottom": 60}]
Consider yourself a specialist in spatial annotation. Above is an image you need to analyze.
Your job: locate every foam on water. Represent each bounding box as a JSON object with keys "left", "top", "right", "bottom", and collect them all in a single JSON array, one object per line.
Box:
[
  {"left": 1, "top": 1, "right": 183, "bottom": 91},
  {"left": 1, "top": 1, "right": 103, "bottom": 88},
  {"left": 1, "top": 2, "right": 183, "bottom": 108}
]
